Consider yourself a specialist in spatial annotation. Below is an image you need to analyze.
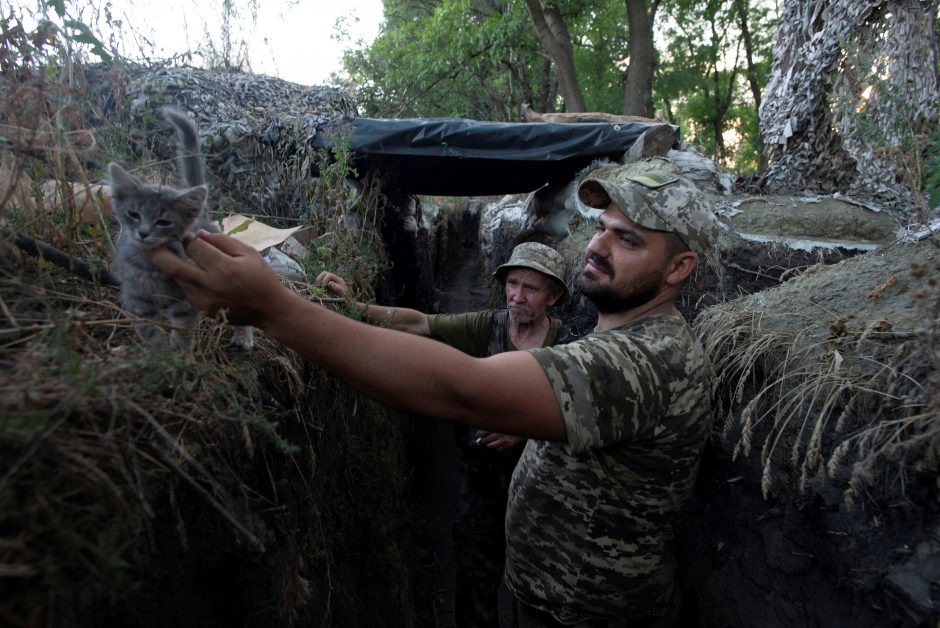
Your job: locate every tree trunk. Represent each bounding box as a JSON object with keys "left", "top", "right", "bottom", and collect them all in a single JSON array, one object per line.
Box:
[
  {"left": 710, "top": 67, "right": 738, "bottom": 164},
  {"left": 759, "top": 0, "right": 939, "bottom": 216},
  {"left": 623, "top": 0, "right": 659, "bottom": 117},
  {"left": 524, "top": 0, "right": 586, "bottom": 112},
  {"left": 734, "top": 0, "right": 767, "bottom": 171}
]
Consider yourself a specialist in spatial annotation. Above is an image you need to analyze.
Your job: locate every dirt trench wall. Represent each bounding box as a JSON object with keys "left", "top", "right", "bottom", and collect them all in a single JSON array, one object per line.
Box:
[{"left": 684, "top": 235, "right": 940, "bottom": 628}]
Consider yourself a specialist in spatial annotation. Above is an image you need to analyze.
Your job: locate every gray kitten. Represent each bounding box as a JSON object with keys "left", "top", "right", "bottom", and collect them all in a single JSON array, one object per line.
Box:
[{"left": 109, "top": 108, "right": 254, "bottom": 350}]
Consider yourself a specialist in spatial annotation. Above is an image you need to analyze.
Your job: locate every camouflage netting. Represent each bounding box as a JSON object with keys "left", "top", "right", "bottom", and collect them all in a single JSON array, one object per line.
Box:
[
  {"left": 87, "top": 63, "right": 360, "bottom": 227},
  {"left": 759, "top": 0, "right": 939, "bottom": 218}
]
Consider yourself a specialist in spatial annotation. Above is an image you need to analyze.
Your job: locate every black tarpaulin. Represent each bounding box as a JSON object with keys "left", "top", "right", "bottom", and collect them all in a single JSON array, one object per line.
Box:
[{"left": 314, "top": 117, "right": 677, "bottom": 196}]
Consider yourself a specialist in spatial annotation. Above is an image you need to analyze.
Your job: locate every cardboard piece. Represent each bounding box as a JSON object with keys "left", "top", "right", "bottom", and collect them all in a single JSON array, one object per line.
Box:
[{"left": 222, "top": 214, "right": 312, "bottom": 252}]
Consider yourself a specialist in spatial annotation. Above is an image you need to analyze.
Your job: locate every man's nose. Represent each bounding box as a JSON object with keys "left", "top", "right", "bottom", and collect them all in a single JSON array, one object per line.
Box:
[{"left": 587, "top": 232, "right": 610, "bottom": 256}]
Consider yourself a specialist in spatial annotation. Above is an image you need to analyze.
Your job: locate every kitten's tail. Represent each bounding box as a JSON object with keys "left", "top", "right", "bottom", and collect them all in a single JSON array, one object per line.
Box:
[{"left": 162, "top": 108, "right": 206, "bottom": 189}]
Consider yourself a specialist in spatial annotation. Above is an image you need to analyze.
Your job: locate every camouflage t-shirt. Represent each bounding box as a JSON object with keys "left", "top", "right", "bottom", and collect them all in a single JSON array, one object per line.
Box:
[{"left": 504, "top": 314, "right": 714, "bottom": 623}]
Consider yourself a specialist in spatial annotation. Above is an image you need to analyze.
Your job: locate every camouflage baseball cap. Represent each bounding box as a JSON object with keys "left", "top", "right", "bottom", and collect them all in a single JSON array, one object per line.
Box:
[
  {"left": 575, "top": 157, "right": 720, "bottom": 258},
  {"left": 493, "top": 242, "right": 568, "bottom": 303}
]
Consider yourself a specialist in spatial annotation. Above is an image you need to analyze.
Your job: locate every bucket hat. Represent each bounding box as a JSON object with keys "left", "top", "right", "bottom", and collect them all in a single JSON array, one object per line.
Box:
[{"left": 493, "top": 242, "right": 568, "bottom": 303}]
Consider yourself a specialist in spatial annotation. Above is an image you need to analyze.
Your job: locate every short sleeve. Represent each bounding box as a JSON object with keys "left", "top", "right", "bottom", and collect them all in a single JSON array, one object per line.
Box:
[
  {"left": 530, "top": 332, "right": 669, "bottom": 453},
  {"left": 427, "top": 311, "right": 493, "bottom": 356}
]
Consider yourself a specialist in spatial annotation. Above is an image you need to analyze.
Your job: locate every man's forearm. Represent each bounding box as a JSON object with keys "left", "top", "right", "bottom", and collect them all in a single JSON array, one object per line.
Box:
[
  {"left": 257, "top": 291, "right": 564, "bottom": 440},
  {"left": 355, "top": 302, "right": 430, "bottom": 336},
  {"left": 317, "top": 270, "right": 428, "bottom": 335},
  {"left": 262, "top": 292, "right": 474, "bottom": 418},
  {"left": 145, "top": 232, "right": 562, "bottom": 439}
]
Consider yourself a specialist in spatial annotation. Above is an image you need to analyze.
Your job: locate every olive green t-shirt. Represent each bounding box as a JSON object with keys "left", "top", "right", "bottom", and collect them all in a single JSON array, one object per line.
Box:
[
  {"left": 427, "top": 310, "right": 561, "bottom": 356},
  {"left": 504, "top": 314, "right": 715, "bottom": 623}
]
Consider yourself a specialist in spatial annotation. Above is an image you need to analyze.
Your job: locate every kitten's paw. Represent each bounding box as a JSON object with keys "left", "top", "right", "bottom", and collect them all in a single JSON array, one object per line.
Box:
[{"left": 230, "top": 326, "right": 255, "bottom": 351}]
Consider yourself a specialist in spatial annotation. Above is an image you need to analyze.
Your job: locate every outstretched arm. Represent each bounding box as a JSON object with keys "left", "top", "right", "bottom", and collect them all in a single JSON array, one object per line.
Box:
[
  {"left": 315, "top": 271, "right": 430, "bottom": 336},
  {"left": 148, "top": 231, "right": 566, "bottom": 441}
]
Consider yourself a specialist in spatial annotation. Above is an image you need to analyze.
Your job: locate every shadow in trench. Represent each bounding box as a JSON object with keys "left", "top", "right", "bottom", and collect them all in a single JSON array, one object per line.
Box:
[{"left": 406, "top": 238, "right": 497, "bottom": 627}]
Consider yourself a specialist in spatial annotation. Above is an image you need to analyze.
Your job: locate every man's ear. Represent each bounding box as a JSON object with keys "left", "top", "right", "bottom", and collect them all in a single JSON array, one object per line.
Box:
[{"left": 665, "top": 251, "right": 698, "bottom": 286}]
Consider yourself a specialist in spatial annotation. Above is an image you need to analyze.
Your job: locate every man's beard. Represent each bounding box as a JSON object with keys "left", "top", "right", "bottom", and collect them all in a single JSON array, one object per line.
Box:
[
  {"left": 578, "top": 256, "right": 664, "bottom": 314},
  {"left": 507, "top": 303, "right": 536, "bottom": 323}
]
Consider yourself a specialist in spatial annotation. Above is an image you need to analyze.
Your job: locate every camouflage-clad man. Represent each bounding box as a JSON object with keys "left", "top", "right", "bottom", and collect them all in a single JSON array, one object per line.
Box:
[
  {"left": 504, "top": 159, "right": 718, "bottom": 626},
  {"left": 146, "top": 156, "right": 721, "bottom": 628},
  {"left": 315, "top": 242, "right": 568, "bottom": 628}
]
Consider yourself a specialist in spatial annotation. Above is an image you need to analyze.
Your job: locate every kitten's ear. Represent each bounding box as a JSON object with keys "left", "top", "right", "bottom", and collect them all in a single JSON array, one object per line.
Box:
[
  {"left": 108, "top": 162, "right": 142, "bottom": 198},
  {"left": 174, "top": 185, "right": 208, "bottom": 215}
]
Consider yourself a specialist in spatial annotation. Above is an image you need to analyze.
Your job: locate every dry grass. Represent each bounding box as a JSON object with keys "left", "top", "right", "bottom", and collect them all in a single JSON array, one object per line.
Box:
[
  {"left": 0, "top": 254, "right": 414, "bottom": 625},
  {"left": 1, "top": 186, "right": 409, "bottom": 627},
  {"left": 696, "top": 247, "right": 939, "bottom": 507},
  {"left": 0, "top": 243, "right": 301, "bottom": 622}
]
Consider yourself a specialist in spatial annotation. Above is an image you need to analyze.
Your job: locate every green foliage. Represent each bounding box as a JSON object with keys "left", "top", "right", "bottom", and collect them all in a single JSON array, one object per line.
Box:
[
  {"left": 60, "top": 17, "right": 111, "bottom": 62},
  {"left": 305, "top": 121, "right": 386, "bottom": 302},
  {"left": 727, "top": 98, "right": 763, "bottom": 173},
  {"left": 571, "top": 1, "right": 627, "bottom": 113},
  {"left": 1, "top": 0, "right": 112, "bottom": 65},
  {"left": 656, "top": 0, "right": 775, "bottom": 174},
  {"left": 341, "top": 0, "right": 549, "bottom": 120},
  {"left": 343, "top": 0, "right": 631, "bottom": 119},
  {"left": 342, "top": 0, "right": 776, "bottom": 173}
]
